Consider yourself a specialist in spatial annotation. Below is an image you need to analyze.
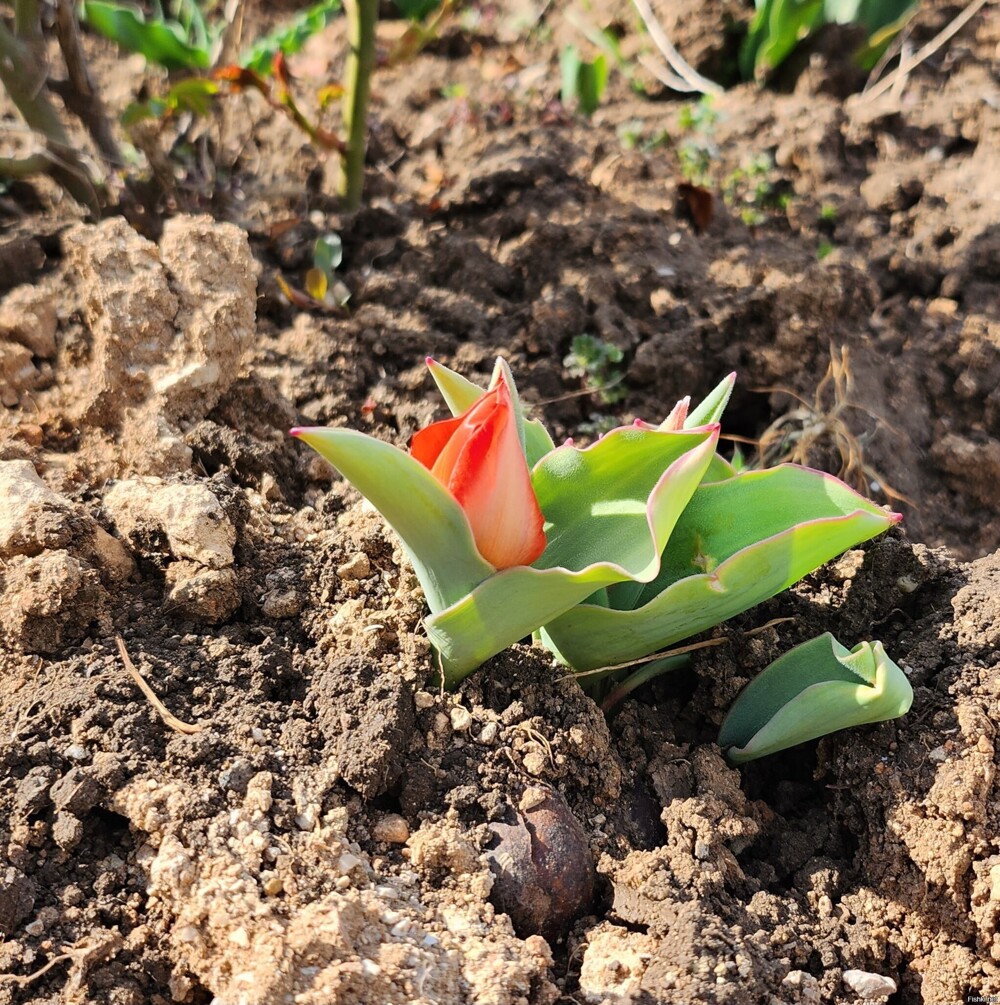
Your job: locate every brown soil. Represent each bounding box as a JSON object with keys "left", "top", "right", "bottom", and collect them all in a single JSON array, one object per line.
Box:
[{"left": 2, "top": 1, "right": 999, "bottom": 1002}]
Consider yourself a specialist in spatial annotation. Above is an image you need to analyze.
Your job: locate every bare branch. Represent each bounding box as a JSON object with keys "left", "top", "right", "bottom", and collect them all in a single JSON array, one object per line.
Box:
[{"left": 631, "top": 0, "right": 723, "bottom": 96}]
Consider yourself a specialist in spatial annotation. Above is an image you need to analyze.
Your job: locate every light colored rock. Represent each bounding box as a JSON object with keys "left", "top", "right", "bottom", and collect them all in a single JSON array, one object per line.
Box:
[
  {"left": 842, "top": 969, "right": 897, "bottom": 999},
  {"left": 63, "top": 217, "right": 177, "bottom": 427},
  {"left": 0, "top": 550, "right": 104, "bottom": 653},
  {"left": 61, "top": 215, "right": 257, "bottom": 476},
  {"left": 165, "top": 563, "right": 240, "bottom": 624},
  {"left": 579, "top": 927, "right": 657, "bottom": 1002},
  {"left": 336, "top": 553, "right": 371, "bottom": 580},
  {"left": 0, "top": 342, "right": 38, "bottom": 401},
  {"left": 0, "top": 459, "right": 80, "bottom": 556},
  {"left": 103, "top": 479, "right": 235, "bottom": 568},
  {"left": 782, "top": 970, "right": 821, "bottom": 1003},
  {"left": 154, "top": 216, "right": 257, "bottom": 421},
  {"left": 0, "top": 460, "right": 133, "bottom": 578},
  {"left": 0, "top": 283, "right": 58, "bottom": 357}
]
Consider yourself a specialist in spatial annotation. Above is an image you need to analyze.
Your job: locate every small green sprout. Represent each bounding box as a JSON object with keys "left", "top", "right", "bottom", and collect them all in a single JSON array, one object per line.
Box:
[
  {"left": 618, "top": 120, "right": 670, "bottom": 152},
  {"left": 560, "top": 46, "right": 609, "bottom": 117},
  {"left": 740, "top": 0, "right": 919, "bottom": 82},
  {"left": 723, "top": 152, "right": 791, "bottom": 227},
  {"left": 304, "top": 233, "right": 351, "bottom": 308},
  {"left": 564, "top": 335, "right": 626, "bottom": 404},
  {"left": 719, "top": 633, "right": 913, "bottom": 762}
]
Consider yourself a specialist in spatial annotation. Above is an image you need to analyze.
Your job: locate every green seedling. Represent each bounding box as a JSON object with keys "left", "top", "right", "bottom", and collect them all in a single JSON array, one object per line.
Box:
[
  {"left": 304, "top": 233, "right": 351, "bottom": 307},
  {"left": 241, "top": 0, "right": 344, "bottom": 74},
  {"left": 719, "top": 633, "right": 913, "bottom": 762},
  {"left": 723, "top": 152, "right": 790, "bottom": 227},
  {"left": 618, "top": 120, "right": 670, "bottom": 152},
  {"left": 82, "top": 0, "right": 216, "bottom": 71},
  {"left": 564, "top": 335, "right": 626, "bottom": 405},
  {"left": 676, "top": 96, "right": 719, "bottom": 187},
  {"left": 560, "top": 46, "right": 609, "bottom": 117}
]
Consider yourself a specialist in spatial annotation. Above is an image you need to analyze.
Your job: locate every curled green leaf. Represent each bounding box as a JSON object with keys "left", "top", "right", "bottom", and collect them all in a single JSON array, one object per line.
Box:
[
  {"left": 719, "top": 633, "right": 913, "bottom": 763},
  {"left": 540, "top": 466, "right": 900, "bottom": 671}
]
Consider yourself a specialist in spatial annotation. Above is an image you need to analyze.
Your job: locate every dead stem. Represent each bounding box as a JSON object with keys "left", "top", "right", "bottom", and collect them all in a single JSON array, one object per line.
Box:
[
  {"left": 0, "top": 953, "right": 71, "bottom": 986},
  {"left": 115, "top": 636, "right": 205, "bottom": 735},
  {"left": 756, "top": 345, "right": 914, "bottom": 507}
]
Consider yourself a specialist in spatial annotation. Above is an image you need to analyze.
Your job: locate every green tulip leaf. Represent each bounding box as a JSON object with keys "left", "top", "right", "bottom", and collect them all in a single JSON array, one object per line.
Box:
[
  {"left": 684, "top": 372, "right": 736, "bottom": 429},
  {"left": 540, "top": 465, "right": 899, "bottom": 671},
  {"left": 291, "top": 428, "right": 493, "bottom": 611},
  {"left": 427, "top": 425, "right": 721, "bottom": 683},
  {"left": 82, "top": 1, "right": 212, "bottom": 70},
  {"left": 426, "top": 357, "right": 556, "bottom": 466},
  {"left": 719, "top": 633, "right": 913, "bottom": 763}
]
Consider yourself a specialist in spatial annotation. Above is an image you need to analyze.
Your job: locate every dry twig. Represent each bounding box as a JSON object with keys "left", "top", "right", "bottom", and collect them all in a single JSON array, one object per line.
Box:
[
  {"left": 863, "top": 0, "right": 991, "bottom": 102},
  {"left": 116, "top": 635, "right": 205, "bottom": 734},
  {"left": 631, "top": 0, "right": 723, "bottom": 95}
]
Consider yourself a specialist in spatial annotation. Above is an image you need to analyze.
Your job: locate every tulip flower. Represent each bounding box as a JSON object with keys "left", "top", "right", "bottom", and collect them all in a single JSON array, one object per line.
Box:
[{"left": 410, "top": 371, "right": 545, "bottom": 570}]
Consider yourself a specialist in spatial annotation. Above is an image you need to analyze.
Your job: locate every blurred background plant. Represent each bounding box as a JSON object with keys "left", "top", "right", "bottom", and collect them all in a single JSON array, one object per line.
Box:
[
  {"left": 563, "top": 334, "right": 627, "bottom": 405},
  {"left": 0, "top": 0, "right": 122, "bottom": 217},
  {"left": 0, "top": 0, "right": 451, "bottom": 216}
]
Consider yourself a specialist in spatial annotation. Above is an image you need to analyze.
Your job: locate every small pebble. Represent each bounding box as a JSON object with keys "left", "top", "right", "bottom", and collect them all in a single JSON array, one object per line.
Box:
[
  {"left": 372, "top": 814, "right": 410, "bottom": 844},
  {"left": 337, "top": 553, "right": 371, "bottom": 580},
  {"left": 449, "top": 706, "right": 473, "bottom": 732},
  {"left": 990, "top": 864, "right": 1000, "bottom": 901},
  {"left": 478, "top": 721, "right": 498, "bottom": 745},
  {"left": 414, "top": 691, "right": 435, "bottom": 710},
  {"left": 842, "top": 969, "right": 897, "bottom": 999},
  {"left": 782, "top": 970, "right": 820, "bottom": 1003},
  {"left": 228, "top": 927, "right": 250, "bottom": 948}
]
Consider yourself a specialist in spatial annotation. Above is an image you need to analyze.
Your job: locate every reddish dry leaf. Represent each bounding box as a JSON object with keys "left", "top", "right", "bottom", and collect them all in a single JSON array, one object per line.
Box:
[{"left": 677, "top": 181, "right": 714, "bottom": 233}]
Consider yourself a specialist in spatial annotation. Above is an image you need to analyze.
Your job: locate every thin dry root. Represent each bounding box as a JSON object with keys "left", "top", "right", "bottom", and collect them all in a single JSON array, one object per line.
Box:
[
  {"left": 756, "top": 345, "right": 914, "bottom": 508},
  {"left": 116, "top": 635, "right": 205, "bottom": 735}
]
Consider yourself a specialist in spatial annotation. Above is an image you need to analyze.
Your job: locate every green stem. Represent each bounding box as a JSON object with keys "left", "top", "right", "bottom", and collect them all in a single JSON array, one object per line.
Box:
[
  {"left": 0, "top": 153, "right": 50, "bottom": 177},
  {"left": 339, "top": 0, "right": 377, "bottom": 210},
  {"left": 0, "top": 14, "right": 100, "bottom": 215},
  {"left": 599, "top": 654, "right": 690, "bottom": 713}
]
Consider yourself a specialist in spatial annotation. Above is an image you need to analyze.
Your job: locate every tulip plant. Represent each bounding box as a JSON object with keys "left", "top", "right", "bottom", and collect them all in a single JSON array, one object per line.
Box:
[{"left": 292, "top": 357, "right": 913, "bottom": 761}]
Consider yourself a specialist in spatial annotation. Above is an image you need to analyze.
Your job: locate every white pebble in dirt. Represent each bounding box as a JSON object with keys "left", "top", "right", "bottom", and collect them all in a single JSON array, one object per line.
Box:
[{"left": 842, "top": 969, "right": 897, "bottom": 999}]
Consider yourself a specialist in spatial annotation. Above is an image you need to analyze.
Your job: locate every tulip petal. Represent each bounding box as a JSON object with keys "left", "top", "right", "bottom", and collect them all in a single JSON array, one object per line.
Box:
[
  {"left": 410, "top": 412, "right": 467, "bottom": 470},
  {"left": 719, "top": 633, "right": 913, "bottom": 763},
  {"left": 445, "top": 393, "right": 546, "bottom": 569},
  {"left": 426, "top": 356, "right": 556, "bottom": 466},
  {"left": 290, "top": 427, "right": 494, "bottom": 611},
  {"left": 539, "top": 465, "right": 900, "bottom": 671}
]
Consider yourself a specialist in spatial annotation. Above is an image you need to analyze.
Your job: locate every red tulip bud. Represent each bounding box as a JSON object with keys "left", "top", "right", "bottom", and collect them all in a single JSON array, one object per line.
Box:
[{"left": 411, "top": 374, "right": 546, "bottom": 569}]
